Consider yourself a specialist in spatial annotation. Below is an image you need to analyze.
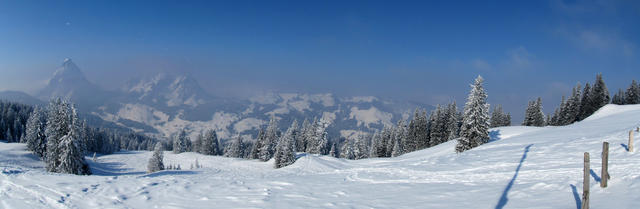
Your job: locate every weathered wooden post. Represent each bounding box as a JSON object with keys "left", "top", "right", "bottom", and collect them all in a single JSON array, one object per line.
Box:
[
  {"left": 581, "top": 152, "right": 590, "bottom": 209},
  {"left": 630, "top": 130, "right": 634, "bottom": 152},
  {"left": 601, "top": 142, "right": 609, "bottom": 188}
]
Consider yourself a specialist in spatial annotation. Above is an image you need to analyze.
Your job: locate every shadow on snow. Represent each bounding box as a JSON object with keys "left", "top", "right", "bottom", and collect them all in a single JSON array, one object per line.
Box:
[
  {"left": 495, "top": 144, "right": 533, "bottom": 209},
  {"left": 570, "top": 184, "right": 581, "bottom": 209}
]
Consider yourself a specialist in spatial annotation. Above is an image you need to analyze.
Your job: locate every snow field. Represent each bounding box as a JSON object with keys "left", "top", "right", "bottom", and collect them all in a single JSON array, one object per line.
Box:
[{"left": 1, "top": 104, "right": 640, "bottom": 208}]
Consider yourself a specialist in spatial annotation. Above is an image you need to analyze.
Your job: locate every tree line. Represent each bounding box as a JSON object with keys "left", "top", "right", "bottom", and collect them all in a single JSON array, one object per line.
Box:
[{"left": 4, "top": 98, "right": 159, "bottom": 175}]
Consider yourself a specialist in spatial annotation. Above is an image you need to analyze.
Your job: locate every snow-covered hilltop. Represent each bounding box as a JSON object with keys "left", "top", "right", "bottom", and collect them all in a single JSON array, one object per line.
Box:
[
  {"left": 0, "top": 59, "right": 431, "bottom": 140},
  {"left": 2, "top": 104, "right": 639, "bottom": 208}
]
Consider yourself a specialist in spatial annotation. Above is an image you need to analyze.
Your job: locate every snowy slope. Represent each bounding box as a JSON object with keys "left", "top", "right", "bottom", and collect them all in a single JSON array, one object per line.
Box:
[{"left": 2, "top": 104, "right": 640, "bottom": 208}]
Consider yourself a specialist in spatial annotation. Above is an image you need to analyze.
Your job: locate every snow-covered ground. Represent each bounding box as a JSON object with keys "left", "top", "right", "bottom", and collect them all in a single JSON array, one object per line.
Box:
[{"left": 2, "top": 104, "right": 640, "bottom": 208}]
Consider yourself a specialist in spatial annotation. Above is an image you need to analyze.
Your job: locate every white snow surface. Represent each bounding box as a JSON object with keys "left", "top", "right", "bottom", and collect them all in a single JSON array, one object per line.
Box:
[{"left": 2, "top": 104, "right": 640, "bottom": 208}]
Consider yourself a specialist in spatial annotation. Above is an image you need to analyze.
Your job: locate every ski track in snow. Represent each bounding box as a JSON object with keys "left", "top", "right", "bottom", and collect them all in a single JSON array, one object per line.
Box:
[{"left": 1, "top": 104, "right": 640, "bottom": 208}]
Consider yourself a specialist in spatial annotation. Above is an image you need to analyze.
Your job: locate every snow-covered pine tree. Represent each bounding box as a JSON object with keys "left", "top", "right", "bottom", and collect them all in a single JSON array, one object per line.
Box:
[
  {"left": 391, "top": 120, "right": 406, "bottom": 157},
  {"left": 504, "top": 113, "right": 511, "bottom": 126},
  {"left": 385, "top": 126, "right": 397, "bottom": 157},
  {"left": 194, "top": 132, "right": 204, "bottom": 153},
  {"left": 329, "top": 142, "right": 338, "bottom": 158},
  {"left": 369, "top": 130, "right": 382, "bottom": 158},
  {"left": 625, "top": 80, "right": 640, "bottom": 104},
  {"left": 612, "top": 89, "right": 625, "bottom": 105},
  {"left": 456, "top": 76, "right": 490, "bottom": 153},
  {"left": 380, "top": 126, "right": 392, "bottom": 157},
  {"left": 25, "top": 106, "right": 47, "bottom": 158},
  {"left": 405, "top": 108, "right": 420, "bottom": 153},
  {"left": 588, "top": 74, "right": 610, "bottom": 114},
  {"left": 445, "top": 102, "right": 460, "bottom": 140},
  {"left": 172, "top": 129, "right": 190, "bottom": 154},
  {"left": 274, "top": 120, "right": 298, "bottom": 168},
  {"left": 307, "top": 119, "right": 329, "bottom": 155},
  {"left": 258, "top": 115, "right": 279, "bottom": 161},
  {"left": 562, "top": 84, "right": 582, "bottom": 124},
  {"left": 224, "top": 135, "right": 246, "bottom": 158},
  {"left": 296, "top": 118, "right": 310, "bottom": 152},
  {"left": 353, "top": 134, "right": 369, "bottom": 160},
  {"left": 56, "top": 104, "right": 90, "bottom": 175},
  {"left": 429, "top": 105, "right": 448, "bottom": 147},
  {"left": 249, "top": 129, "right": 265, "bottom": 159},
  {"left": 490, "top": 104, "right": 505, "bottom": 128},
  {"left": 578, "top": 83, "right": 592, "bottom": 121},
  {"left": 339, "top": 139, "right": 355, "bottom": 159},
  {"left": 532, "top": 97, "right": 546, "bottom": 126},
  {"left": 45, "top": 98, "right": 71, "bottom": 172},
  {"left": 147, "top": 143, "right": 165, "bottom": 173},
  {"left": 201, "top": 129, "right": 220, "bottom": 155}
]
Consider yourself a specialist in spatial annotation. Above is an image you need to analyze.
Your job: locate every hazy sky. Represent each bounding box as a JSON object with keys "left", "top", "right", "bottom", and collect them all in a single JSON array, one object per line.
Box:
[{"left": 1, "top": 0, "right": 639, "bottom": 122}]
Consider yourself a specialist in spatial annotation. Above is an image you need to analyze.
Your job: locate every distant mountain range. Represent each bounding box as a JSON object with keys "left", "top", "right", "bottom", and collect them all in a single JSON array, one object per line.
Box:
[{"left": 0, "top": 59, "right": 433, "bottom": 141}]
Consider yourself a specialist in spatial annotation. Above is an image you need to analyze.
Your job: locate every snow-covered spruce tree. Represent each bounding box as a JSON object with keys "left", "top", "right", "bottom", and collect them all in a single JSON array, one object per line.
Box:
[
  {"left": 274, "top": 120, "right": 298, "bottom": 168},
  {"left": 430, "top": 105, "right": 449, "bottom": 147},
  {"left": 147, "top": 143, "right": 164, "bottom": 173},
  {"left": 490, "top": 105, "right": 506, "bottom": 128},
  {"left": 612, "top": 89, "right": 625, "bottom": 105},
  {"left": 445, "top": 102, "right": 460, "bottom": 140},
  {"left": 173, "top": 129, "right": 190, "bottom": 154},
  {"left": 224, "top": 135, "right": 245, "bottom": 158},
  {"left": 25, "top": 106, "right": 47, "bottom": 158},
  {"left": 201, "top": 129, "right": 220, "bottom": 155},
  {"left": 587, "top": 74, "right": 610, "bottom": 115},
  {"left": 392, "top": 120, "right": 407, "bottom": 155},
  {"left": 329, "top": 142, "right": 338, "bottom": 158},
  {"left": 258, "top": 115, "right": 279, "bottom": 161},
  {"left": 249, "top": 129, "right": 265, "bottom": 159},
  {"left": 456, "top": 76, "right": 490, "bottom": 153},
  {"left": 339, "top": 139, "right": 355, "bottom": 159},
  {"left": 369, "top": 130, "right": 382, "bottom": 158},
  {"left": 45, "top": 98, "right": 71, "bottom": 172},
  {"left": 625, "top": 80, "right": 640, "bottom": 104},
  {"left": 532, "top": 98, "right": 546, "bottom": 126},
  {"left": 353, "top": 134, "right": 370, "bottom": 160},
  {"left": 522, "top": 98, "right": 545, "bottom": 126},
  {"left": 561, "top": 84, "right": 582, "bottom": 124},
  {"left": 296, "top": 118, "right": 311, "bottom": 152},
  {"left": 385, "top": 126, "right": 398, "bottom": 157},
  {"left": 307, "top": 119, "right": 329, "bottom": 155},
  {"left": 578, "top": 83, "right": 592, "bottom": 121},
  {"left": 56, "top": 104, "right": 90, "bottom": 175},
  {"left": 194, "top": 132, "right": 204, "bottom": 153}
]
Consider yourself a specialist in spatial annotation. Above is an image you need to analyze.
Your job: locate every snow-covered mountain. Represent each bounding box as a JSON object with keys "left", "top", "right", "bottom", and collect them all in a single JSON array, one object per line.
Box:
[
  {"left": 2, "top": 104, "right": 639, "bottom": 208},
  {"left": 36, "top": 59, "right": 115, "bottom": 109},
  {"left": 9, "top": 59, "right": 432, "bottom": 141}
]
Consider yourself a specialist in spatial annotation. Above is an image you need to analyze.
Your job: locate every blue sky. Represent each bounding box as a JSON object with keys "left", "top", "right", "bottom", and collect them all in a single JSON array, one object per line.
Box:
[{"left": 0, "top": 0, "right": 639, "bottom": 122}]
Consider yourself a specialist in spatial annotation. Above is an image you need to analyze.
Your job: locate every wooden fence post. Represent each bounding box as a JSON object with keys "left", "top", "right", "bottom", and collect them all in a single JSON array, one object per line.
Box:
[
  {"left": 581, "top": 152, "right": 590, "bottom": 209},
  {"left": 630, "top": 130, "right": 634, "bottom": 152},
  {"left": 601, "top": 142, "right": 609, "bottom": 188}
]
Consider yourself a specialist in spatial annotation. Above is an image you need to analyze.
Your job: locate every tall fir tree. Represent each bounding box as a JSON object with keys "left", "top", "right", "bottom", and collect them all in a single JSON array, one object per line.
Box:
[
  {"left": 274, "top": 120, "right": 298, "bottom": 168},
  {"left": 25, "top": 106, "right": 47, "bottom": 158},
  {"left": 224, "top": 135, "right": 246, "bottom": 158},
  {"left": 201, "top": 129, "right": 220, "bottom": 155},
  {"left": 258, "top": 115, "right": 279, "bottom": 161},
  {"left": 578, "top": 82, "right": 592, "bottom": 121},
  {"left": 172, "top": 129, "right": 191, "bottom": 154},
  {"left": 625, "top": 80, "right": 640, "bottom": 104},
  {"left": 249, "top": 129, "right": 265, "bottom": 159},
  {"left": 612, "top": 89, "right": 626, "bottom": 105},
  {"left": 456, "top": 76, "right": 490, "bottom": 153},
  {"left": 45, "top": 98, "right": 71, "bottom": 173},
  {"left": 588, "top": 73, "right": 610, "bottom": 113}
]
